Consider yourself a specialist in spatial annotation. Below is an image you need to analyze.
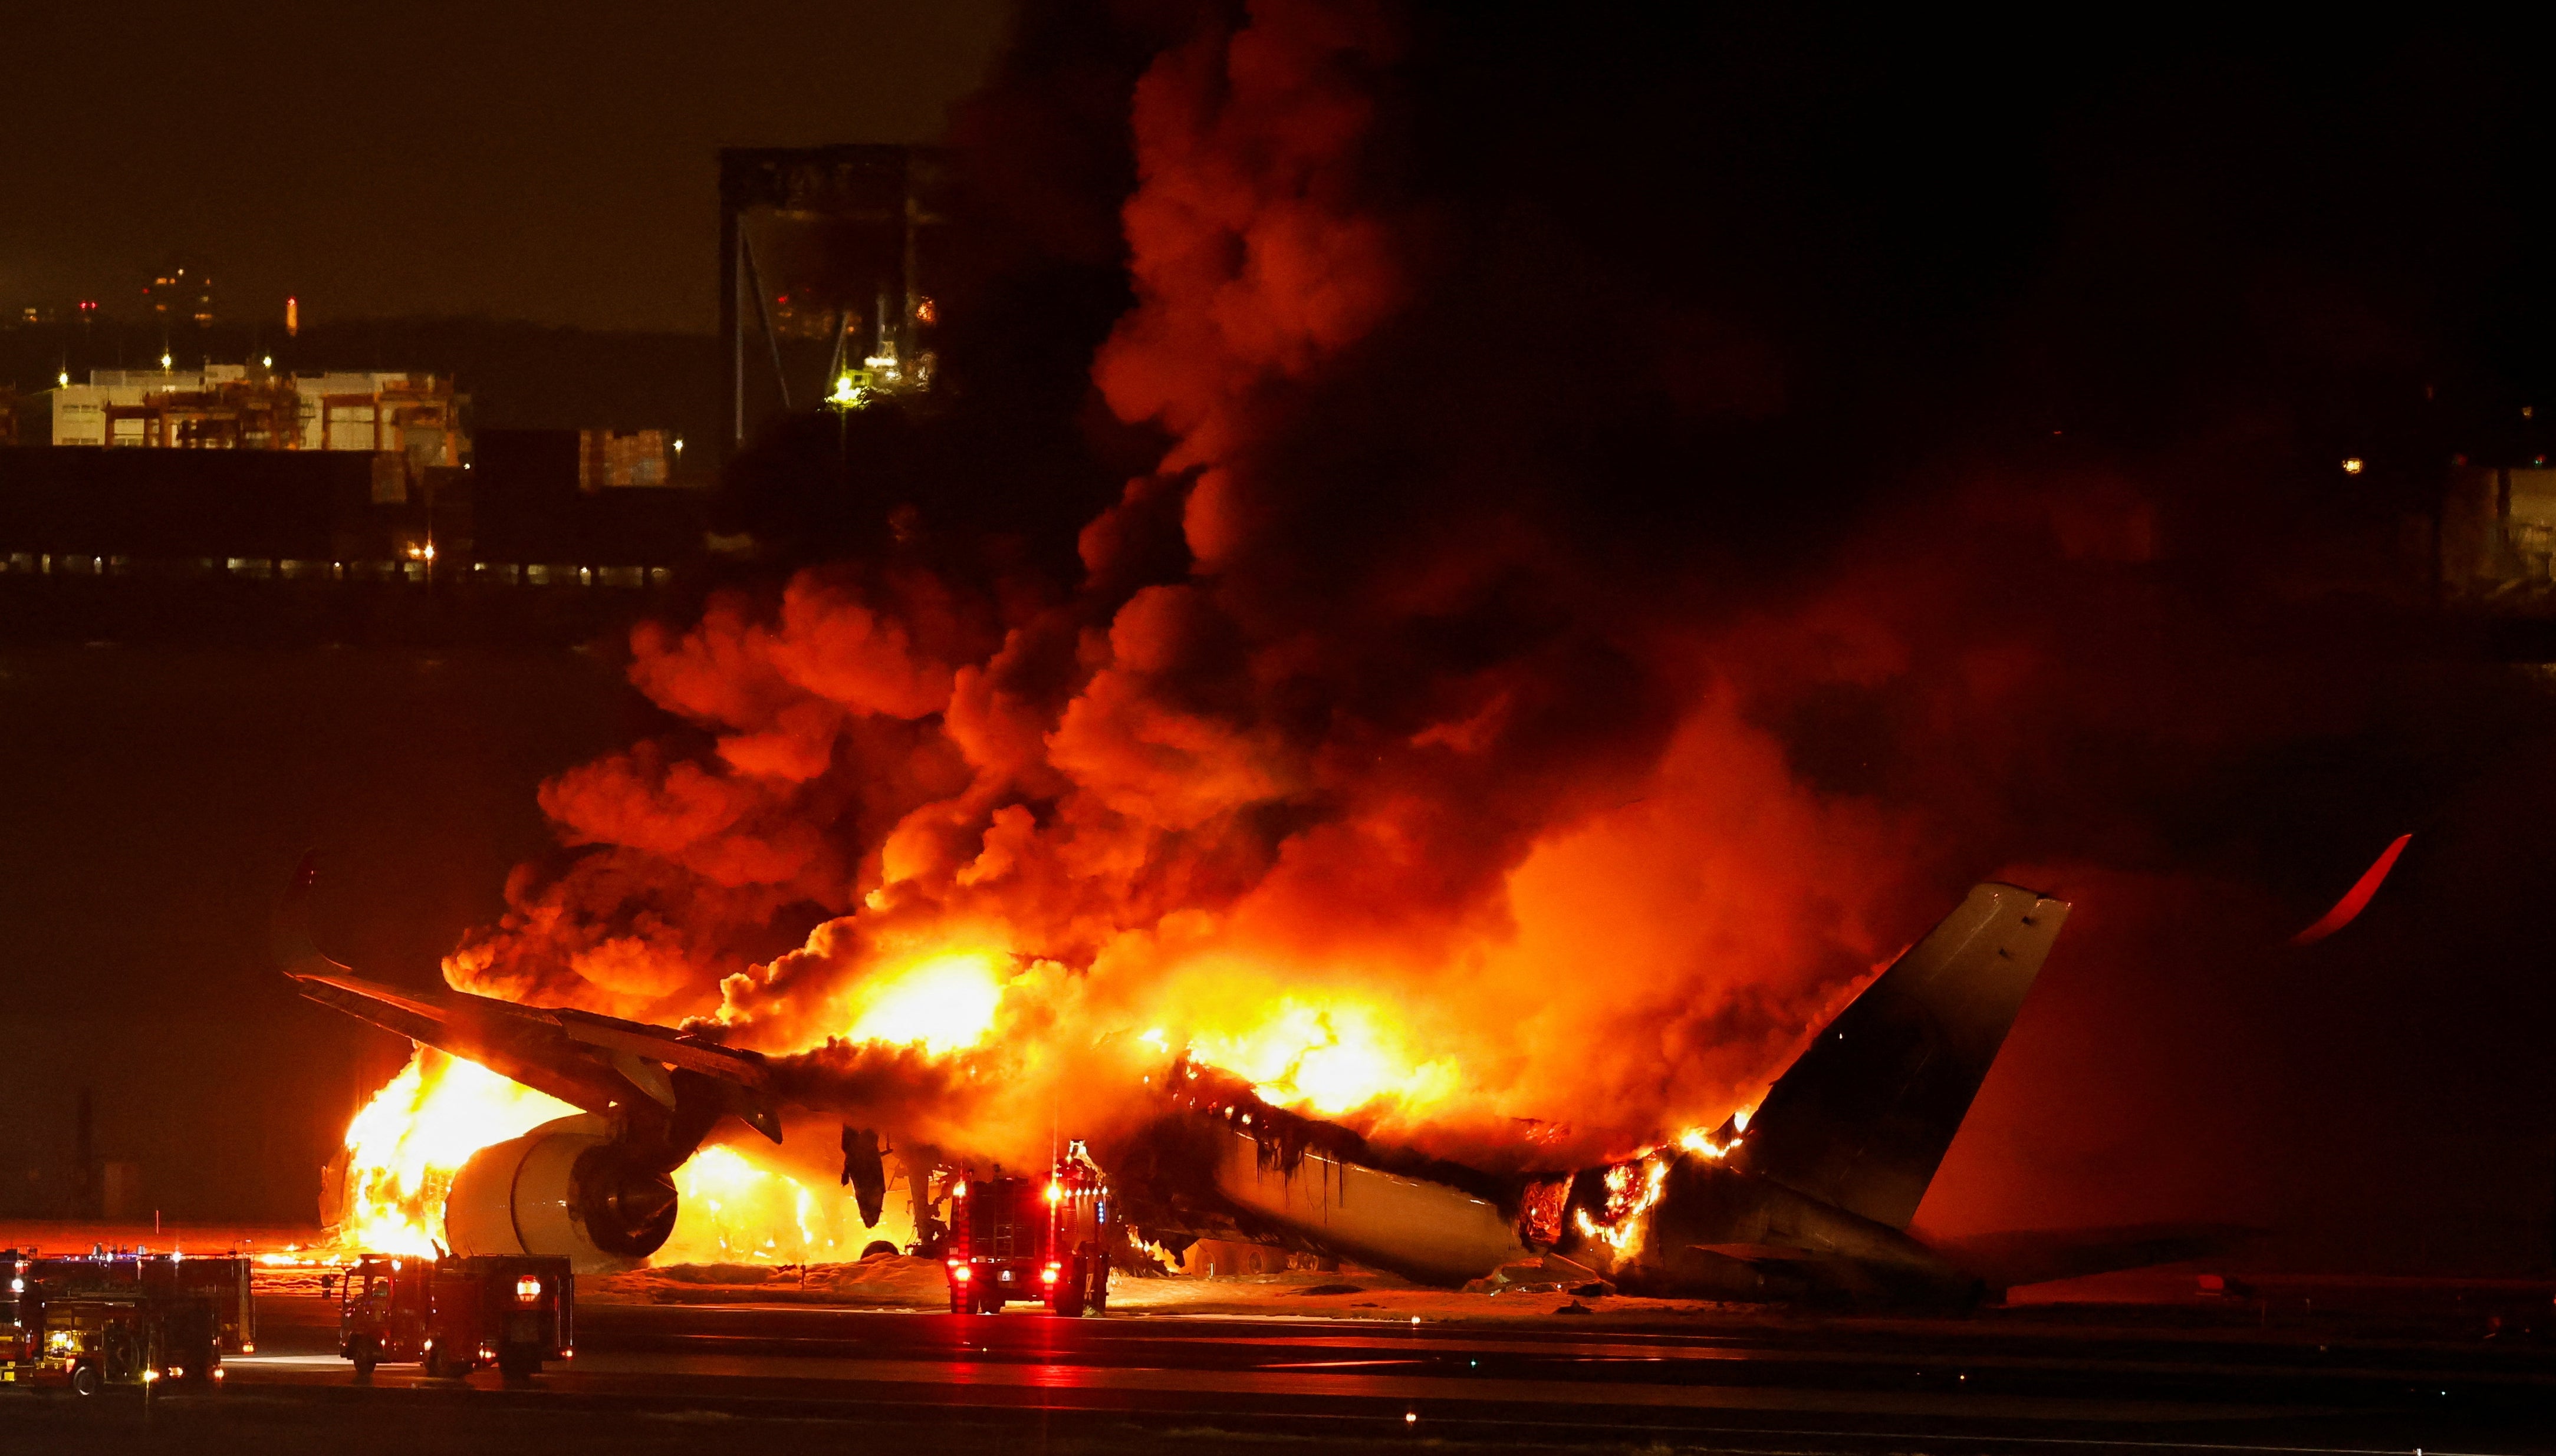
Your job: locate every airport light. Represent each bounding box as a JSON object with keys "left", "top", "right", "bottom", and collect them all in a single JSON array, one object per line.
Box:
[{"left": 2341, "top": 457, "right": 2366, "bottom": 475}]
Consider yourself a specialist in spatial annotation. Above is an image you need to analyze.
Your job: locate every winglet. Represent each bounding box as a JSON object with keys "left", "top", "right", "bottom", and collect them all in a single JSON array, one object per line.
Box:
[{"left": 274, "top": 852, "right": 352, "bottom": 981}]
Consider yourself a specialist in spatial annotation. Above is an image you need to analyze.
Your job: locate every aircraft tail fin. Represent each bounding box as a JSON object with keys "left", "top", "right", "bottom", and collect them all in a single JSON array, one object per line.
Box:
[{"left": 1729, "top": 882, "right": 2067, "bottom": 1230}]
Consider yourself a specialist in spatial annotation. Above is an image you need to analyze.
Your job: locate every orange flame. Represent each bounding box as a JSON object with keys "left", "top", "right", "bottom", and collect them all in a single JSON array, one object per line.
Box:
[
  {"left": 837, "top": 948, "right": 1008, "bottom": 1055},
  {"left": 333, "top": 1049, "right": 907, "bottom": 1264},
  {"left": 1180, "top": 997, "right": 1460, "bottom": 1119},
  {"left": 335, "top": 1049, "right": 574, "bottom": 1256}
]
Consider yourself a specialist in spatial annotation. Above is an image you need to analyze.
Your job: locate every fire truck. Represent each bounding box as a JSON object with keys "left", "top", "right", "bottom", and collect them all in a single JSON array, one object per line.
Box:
[
  {"left": 1, "top": 1251, "right": 27, "bottom": 1386},
  {"left": 8, "top": 1252, "right": 249, "bottom": 1394},
  {"left": 330, "top": 1254, "right": 573, "bottom": 1380},
  {"left": 943, "top": 1144, "right": 1113, "bottom": 1315}
]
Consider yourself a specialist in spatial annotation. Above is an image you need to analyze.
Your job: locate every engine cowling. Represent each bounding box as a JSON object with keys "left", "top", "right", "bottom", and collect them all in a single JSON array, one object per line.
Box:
[{"left": 445, "top": 1115, "right": 679, "bottom": 1272}]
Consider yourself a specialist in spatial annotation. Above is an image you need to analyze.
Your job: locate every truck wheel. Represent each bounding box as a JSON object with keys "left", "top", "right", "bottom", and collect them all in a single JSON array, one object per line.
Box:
[
  {"left": 70, "top": 1362, "right": 103, "bottom": 1397},
  {"left": 349, "top": 1336, "right": 378, "bottom": 1378}
]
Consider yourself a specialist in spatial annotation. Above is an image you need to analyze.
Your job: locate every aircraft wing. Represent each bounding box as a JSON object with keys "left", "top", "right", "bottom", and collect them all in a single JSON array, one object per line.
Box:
[{"left": 277, "top": 857, "right": 782, "bottom": 1141}]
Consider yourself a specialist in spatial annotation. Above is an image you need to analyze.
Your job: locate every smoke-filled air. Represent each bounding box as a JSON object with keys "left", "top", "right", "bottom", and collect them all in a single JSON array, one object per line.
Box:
[{"left": 334, "top": 0, "right": 2455, "bottom": 1258}]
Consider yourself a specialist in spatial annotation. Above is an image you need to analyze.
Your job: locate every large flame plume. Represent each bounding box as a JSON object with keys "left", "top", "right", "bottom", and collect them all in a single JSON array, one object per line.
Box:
[{"left": 423, "top": 0, "right": 1818, "bottom": 1177}]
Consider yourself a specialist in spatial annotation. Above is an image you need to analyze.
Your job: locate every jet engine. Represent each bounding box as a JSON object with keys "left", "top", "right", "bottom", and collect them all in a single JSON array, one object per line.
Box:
[{"left": 445, "top": 1116, "right": 680, "bottom": 1273}]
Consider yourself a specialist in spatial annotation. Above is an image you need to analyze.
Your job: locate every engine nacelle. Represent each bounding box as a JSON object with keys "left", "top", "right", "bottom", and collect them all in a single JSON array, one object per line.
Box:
[{"left": 445, "top": 1115, "right": 679, "bottom": 1273}]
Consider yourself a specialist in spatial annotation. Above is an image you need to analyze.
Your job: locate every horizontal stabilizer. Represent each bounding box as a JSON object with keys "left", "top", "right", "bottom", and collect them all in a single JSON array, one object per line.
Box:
[{"left": 1931, "top": 1223, "right": 2259, "bottom": 1289}]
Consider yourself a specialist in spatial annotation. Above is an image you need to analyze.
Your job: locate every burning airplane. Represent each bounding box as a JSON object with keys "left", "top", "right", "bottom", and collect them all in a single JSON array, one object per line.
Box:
[{"left": 285, "top": 862, "right": 2077, "bottom": 1305}]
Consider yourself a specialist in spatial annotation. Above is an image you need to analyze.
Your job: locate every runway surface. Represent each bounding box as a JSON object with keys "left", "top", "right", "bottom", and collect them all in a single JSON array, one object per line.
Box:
[{"left": 10, "top": 1292, "right": 2556, "bottom": 1454}]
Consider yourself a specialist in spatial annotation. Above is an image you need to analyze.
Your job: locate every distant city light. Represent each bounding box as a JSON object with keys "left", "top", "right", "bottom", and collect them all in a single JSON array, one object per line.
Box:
[
  {"left": 261, "top": 355, "right": 273, "bottom": 368},
  {"left": 2341, "top": 457, "right": 2366, "bottom": 475},
  {"left": 56, "top": 371, "right": 68, "bottom": 388},
  {"left": 159, "top": 351, "right": 172, "bottom": 370}
]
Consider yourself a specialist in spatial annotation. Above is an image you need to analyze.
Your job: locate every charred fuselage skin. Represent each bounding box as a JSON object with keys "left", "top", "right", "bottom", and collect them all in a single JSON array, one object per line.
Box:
[
  {"left": 1106, "top": 1088, "right": 1536, "bottom": 1286},
  {"left": 1561, "top": 1154, "right": 1979, "bottom": 1305},
  {"left": 1112, "top": 1089, "right": 1981, "bottom": 1306},
  {"left": 1108, "top": 884, "right": 2070, "bottom": 1307}
]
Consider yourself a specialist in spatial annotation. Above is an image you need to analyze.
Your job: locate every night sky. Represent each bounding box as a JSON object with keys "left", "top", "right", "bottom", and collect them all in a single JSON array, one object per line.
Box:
[
  {"left": 2, "top": 4, "right": 2555, "bottom": 1277},
  {"left": 1, "top": 1, "right": 1007, "bottom": 331}
]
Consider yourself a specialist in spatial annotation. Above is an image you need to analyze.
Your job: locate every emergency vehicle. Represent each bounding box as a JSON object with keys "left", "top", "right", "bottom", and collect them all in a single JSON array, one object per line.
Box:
[
  {"left": 330, "top": 1253, "right": 573, "bottom": 1380},
  {"left": 10, "top": 1253, "right": 244, "bottom": 1394},
  {"left": 2, "top": 1251, "right": 27, "bottom": 1386},
  {"left": 944, "top": 1143, "right": 1113, "bottom": 1315}
]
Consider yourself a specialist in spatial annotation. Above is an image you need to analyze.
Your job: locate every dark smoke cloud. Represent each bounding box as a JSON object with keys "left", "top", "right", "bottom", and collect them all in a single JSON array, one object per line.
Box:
[{"left": 446, "top": 4, "right": 2556, "bottom": 1259}]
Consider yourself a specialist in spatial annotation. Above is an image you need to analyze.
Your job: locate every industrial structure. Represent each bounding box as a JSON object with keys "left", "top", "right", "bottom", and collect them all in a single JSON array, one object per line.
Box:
[
  {"left": 2442, "top": 462, "right": 2556, "bottom": 598},
  {"left": 718, "top": 144, "right": 946, "bottom": 447},
  {"left": 25, "top": 366, "right": 465, "bottom": 498}
]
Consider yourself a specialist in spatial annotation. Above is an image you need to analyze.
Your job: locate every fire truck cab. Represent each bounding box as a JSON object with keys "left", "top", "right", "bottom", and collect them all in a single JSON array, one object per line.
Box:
[
  {"left": 333, "top": 1254, "right": 573, "bottom": 1381},
  {"left": 944, "top": 1143, "right": 1113, "bottom": 1316}
]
